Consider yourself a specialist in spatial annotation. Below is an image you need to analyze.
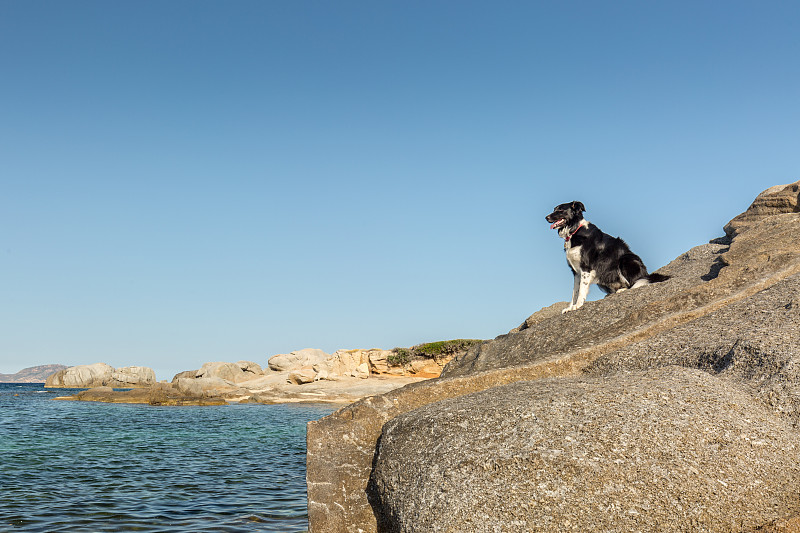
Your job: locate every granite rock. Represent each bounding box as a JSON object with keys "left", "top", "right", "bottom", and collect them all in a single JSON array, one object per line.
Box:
[
  {"left": 60, "top": 383, "right": 226, "bottom": 406},
  {"left": 45, "top": 363, "right": 158, "bottom": 388},
  {"left": 369, "top": 367, "right": 800, "bottom": 532},
  {"left": 173, "top": 376, "right": 249, "bottom": 400},
  {"left": 45, "top": 363, "right": 115, "bottom": 388},
  {"left": 268, "top": 348, "right": 329, "bottom": 372},
  {"left": 110, "top": 366, "right": 157, "bottom": 387},
  {"left": 195, "top": 361, "right": 263, "bottom": 383}
]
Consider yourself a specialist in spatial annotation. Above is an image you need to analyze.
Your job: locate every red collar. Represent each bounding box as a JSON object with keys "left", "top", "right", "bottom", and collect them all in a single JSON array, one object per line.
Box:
[{"left": 564, "top": 221, "right": 586, "bottom": 242}]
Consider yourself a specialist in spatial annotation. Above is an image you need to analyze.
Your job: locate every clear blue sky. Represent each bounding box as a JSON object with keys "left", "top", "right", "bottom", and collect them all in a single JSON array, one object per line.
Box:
[{"left": 2, "top": 1, "right": 798, "bottom": 380}]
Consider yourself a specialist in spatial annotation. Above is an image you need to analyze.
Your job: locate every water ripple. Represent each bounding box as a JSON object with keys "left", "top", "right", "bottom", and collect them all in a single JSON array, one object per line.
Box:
[{"left": 0, "top": 384, "right": 336, "bottom": 532}]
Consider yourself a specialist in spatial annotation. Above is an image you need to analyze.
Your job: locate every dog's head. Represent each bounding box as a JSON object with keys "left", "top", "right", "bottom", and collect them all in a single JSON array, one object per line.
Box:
[{"left": 545, "top": 201, "right": 586, "bottom": 230}]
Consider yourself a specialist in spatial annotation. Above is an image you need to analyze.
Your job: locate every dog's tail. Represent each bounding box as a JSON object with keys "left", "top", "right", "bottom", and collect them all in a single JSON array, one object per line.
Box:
[{"left": 647, "top": 272, "right": 670, "bottom": 283}]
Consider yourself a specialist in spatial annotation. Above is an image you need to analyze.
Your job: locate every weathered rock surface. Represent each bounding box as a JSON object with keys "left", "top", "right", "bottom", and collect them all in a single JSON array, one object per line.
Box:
[
  {"left": 370, "top": 367, "right": 800, "bottom": 532},
  {"left": 45, "top": 363, "right": 114, "bottom": 388},
  {"left": 195, "top": 360, "right": 264, "bottom": 383},
  {"left": 109, "top": 366, "right": 157, "bottom": 387},
  {"left": 307, "top": 181, "right": 800, "bottom": 533},
  {"left": 725, "top": 181, "right": 799, "bottom": 236},
  {"left": 173, "top": 376, "right": 249, "bottom": 399},
  {"left": 45, "top": 363, "right": 157, "bottom": 388},
  {"left": 318, "top": 350, "right": 372, "bottom": 379},
  {"left": 249, "top": 376, "right": 428, "bottom": 405},
  {"left": 268, "top": 348, "right": 329, "bottom": 372},
  {"left": 55, "top": 383, "right": 227, "bottom": 406},
  {"left": 288, "top": 367, "right": 317, "bottom": 385}
]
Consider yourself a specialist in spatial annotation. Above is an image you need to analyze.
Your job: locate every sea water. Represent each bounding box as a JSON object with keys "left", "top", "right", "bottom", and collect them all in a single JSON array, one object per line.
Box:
[{"left": 0, "top": 383, "right": 336, "bottom": 532}]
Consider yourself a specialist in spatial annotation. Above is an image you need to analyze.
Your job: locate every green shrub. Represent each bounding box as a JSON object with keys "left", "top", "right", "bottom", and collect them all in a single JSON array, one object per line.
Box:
[
  {"left": 387, "top": 348, "right": 412, "bottom": 367},
  {"left": 387, "top": 339, "right": 483, "bottom": 367},
  {"left": 414, "top": 339, "right": 483, "bottom": 360}
]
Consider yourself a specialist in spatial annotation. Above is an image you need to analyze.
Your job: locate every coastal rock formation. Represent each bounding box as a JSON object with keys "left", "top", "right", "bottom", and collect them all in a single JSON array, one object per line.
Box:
[
  {"left": 370, "top": 367, "right": 800, "bottom": 532},
  {"left": 316, "top": 350, "right": 372, "bottom": 379},
  {"left": 56, "top": 383, "right": 227, "bottom": 406},
  {"left": 50, "top": 342, "right": 465, "bottom": 404},
  {"left": 268, "top": 348, "right": 329, "bottom": 372},
  {"left": 306, "top": 181, "right": 800, "bottom": 533},
  {"left": 0, "top": 364, "right": 67, "bottom": 383},
  {"left": 169, "top": 358, "right": 431, "bottom": 403},
  {"left": 288, "top": 367, "right": 317, "bottom": 384},
  {"left": 110, "top": 366, "right": 157, "bottom": 387},
  {"left": 173, "top": 376, "right": 250, "bottom": 399},
  {"left": 46, "top": 363, "right": 114, "bottom": 388},
  {"left": 268, "top": 347, "right": 457, "bottom": 384},
  {"left": 45, "top": 363, "right": 157, "bottom": 388},
  {"left": 196, "top": 360, "right": 264, "bottom": 383},
  {"left": 51, "top": 339, "right": 462, "bottom": 404}
]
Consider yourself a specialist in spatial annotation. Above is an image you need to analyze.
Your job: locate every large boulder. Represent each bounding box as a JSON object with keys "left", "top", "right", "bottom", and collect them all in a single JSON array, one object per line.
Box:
[
  {"left": 171, "top": 369, "right": 198, "bottom": 381},
  {"left": 195, "top": 360, "right": 263, "bottom": 383},
  {"left": 109, "top": 366, "right": 157, "bottom": 387},
  {"left": 369, "top": 367, "right": 800, "bottom": 532},
  {"left": 268, "top": 348, "right": 329, "bottom": 372},
  {"left": 307, "top": 181, "right": 800, "bottom": 533},
  {"left": 45, "top": 363, "right": 157, "bottom": 388},
  {"left": 316, "top": 350, "right": 371, "bottom": 379},
  {"left": 173, "top": 376, "right": 249, "bottom": 399},
  {"left": 45, "top": 363, "right": 114, "bottom": 388}
]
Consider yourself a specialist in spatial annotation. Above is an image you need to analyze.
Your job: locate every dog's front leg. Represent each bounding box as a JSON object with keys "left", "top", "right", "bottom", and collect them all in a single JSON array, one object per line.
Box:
[
  {"left": 563, "top": 272, "right": 582, "bottom": 313},
  {"left": 564, "top": 270, "right": 594, "bottom": 313}
]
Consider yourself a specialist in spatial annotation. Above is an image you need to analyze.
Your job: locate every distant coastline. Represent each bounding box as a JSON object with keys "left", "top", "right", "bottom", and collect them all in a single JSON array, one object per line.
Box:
[{"left": 0, "top": 364, "right": 67, "bottom": 383}]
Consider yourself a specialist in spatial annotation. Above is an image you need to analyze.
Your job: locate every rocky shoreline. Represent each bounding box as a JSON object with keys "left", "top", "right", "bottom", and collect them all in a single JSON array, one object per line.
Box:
[
  {"left": 45, "top": 343, "right": 479, "bottom": 405},
  {"left": 306, "top": 181, "right": 800, "bottom": 532}
]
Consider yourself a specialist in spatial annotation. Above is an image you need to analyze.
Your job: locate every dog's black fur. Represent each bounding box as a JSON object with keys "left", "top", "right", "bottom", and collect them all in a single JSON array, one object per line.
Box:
[{"left": 545, "top": 201, "right": 669, "bottom": 313}]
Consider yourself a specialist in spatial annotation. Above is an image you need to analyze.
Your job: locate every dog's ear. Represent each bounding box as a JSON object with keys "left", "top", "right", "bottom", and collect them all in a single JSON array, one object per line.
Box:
[{"left": 571, "top": 201, "right": 586, "bottom": 213}]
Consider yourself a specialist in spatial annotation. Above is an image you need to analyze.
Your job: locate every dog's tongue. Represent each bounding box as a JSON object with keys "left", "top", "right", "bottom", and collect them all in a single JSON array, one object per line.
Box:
[{"left": 550, "top": 219, "right": 565, "bottom": 230}]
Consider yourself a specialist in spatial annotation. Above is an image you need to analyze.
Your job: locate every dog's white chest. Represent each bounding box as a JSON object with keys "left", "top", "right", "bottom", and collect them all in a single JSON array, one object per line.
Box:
[{"left": 565, "top": 244, "right": 582, "bottom": 272}]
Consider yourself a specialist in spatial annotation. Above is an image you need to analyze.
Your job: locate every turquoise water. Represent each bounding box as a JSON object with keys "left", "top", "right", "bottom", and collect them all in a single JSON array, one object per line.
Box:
[{"left": 0, "top": 383, "right": 336, "bottom": 532}]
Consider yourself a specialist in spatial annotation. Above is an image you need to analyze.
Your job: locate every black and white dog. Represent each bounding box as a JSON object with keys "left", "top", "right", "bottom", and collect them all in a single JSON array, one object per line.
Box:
[{"left": 545, "top": 201, "right": 669, "bottom": 313}]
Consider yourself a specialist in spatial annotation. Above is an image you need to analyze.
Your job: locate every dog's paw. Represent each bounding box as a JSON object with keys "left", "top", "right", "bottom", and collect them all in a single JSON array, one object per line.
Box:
[{"left": 562, "top": 305, "right": 575, "bottom": 314}]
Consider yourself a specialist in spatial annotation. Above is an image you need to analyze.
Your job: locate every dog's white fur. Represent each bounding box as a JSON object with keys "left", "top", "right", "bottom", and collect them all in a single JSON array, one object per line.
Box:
[{"left": 561, "top": 220, "right": 595, "bottom": 313}]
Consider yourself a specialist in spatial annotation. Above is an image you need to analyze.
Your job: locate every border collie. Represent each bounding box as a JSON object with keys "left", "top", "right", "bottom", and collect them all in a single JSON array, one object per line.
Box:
[{"left": 545, "top": 201, "right": 669, "bottom": 313}]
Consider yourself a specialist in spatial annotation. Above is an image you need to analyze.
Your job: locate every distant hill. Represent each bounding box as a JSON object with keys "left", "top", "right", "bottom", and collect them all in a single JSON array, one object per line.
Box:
[{"left": 0, "top": 364, "right": 68, "bottom": 383}]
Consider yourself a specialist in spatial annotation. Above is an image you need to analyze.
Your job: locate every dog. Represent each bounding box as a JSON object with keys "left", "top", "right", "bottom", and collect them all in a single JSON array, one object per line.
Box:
[{"left": 545, "top": 201, "right": 670, "bottom": 313}]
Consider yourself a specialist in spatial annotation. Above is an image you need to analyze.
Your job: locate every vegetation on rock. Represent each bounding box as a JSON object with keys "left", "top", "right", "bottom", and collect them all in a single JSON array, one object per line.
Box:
[{"left": 389, "top": 339, "right": 482, "bottom": 367}]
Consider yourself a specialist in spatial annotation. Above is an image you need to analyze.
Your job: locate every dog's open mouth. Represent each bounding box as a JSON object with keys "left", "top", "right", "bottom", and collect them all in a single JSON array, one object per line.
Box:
[{"left": 550, "top": 219, "right": 566, "bottom": 230}]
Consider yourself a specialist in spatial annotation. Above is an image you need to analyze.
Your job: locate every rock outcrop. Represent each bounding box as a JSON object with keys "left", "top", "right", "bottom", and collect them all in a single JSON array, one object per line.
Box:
[
  {"left": 45, "top": 363, "right": 157, "bottom": 388},
  {"left": 306, "top": 181, "right": 800, "bottom": 533},
  {"left": 268, "top": 349, "right": 329, "bottom": 372},
  {"left": 44, "top": 363, "right": 156, "bottom": 389},
  {"left": 110, "top": 366, "right": 157, "bottom": 387},
  {"left": 196, "top": 360, "right": 264, "bottom": 383},
  {"left": 45, "top": 362, "right": 113, "bottom": 388},
  {"left": 55, "top": 383, "right": 227, "bottom": 406},
  {"left": 370, "top": 367, "right": 800, "bottom": 532}
]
